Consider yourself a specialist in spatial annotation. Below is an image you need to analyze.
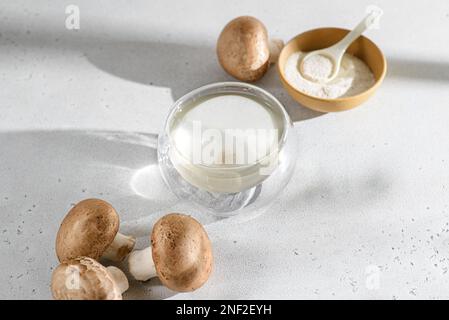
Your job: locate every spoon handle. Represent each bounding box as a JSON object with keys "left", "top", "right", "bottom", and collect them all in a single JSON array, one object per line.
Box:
[{"left": 329, "top": 7, "right": 383, "bottom": 55}]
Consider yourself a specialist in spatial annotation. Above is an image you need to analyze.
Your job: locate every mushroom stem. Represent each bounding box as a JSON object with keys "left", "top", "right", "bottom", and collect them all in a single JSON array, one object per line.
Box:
[
  {"left": 128, "top": 246, "right": 157, "bottom": 281},
  {"left": 268, "top": 38, "right": 284, "bottom": 64},
  {"left": 106, "top": 266, "right": 129, "bottom": 294},
  {"left": 102, "top": 232, "right": 136, "bottom": 261}
]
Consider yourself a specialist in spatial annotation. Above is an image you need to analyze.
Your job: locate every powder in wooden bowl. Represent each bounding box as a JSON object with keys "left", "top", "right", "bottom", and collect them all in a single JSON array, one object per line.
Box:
[{"left": 284, "top": 51, "right": 375, "bottom": 99}]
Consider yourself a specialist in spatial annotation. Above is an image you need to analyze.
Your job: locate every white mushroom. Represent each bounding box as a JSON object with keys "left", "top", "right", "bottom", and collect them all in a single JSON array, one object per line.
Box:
[
  {"left": 55, "top": 199, "right": 136, "bottom": 262},
  {"left": 128, "top": 213, "right": 213, "bottom": 292}
]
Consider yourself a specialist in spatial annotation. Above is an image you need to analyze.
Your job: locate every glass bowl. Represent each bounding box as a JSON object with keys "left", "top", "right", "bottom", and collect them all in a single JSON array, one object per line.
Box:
[{"left": 158, "top": 82, "right": 297, "bottom": 217}]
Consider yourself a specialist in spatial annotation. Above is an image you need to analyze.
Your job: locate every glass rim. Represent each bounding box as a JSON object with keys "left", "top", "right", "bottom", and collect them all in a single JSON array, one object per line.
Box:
[{"left": 164, "top": 81, "right": 292, "bottom": 170}]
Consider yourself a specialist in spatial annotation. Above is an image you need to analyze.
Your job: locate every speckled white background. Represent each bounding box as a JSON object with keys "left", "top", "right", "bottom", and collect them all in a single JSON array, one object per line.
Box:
[{"left": 1, "top": 0, "right": 449, "bottom": 300}]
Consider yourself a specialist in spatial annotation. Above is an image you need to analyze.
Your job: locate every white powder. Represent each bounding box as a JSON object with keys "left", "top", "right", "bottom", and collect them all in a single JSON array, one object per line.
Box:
[
  {"left": 285, "top": 51, "right": 375, "bottom": 99},
  {"left": 301, "top": 54, "right": 333, "bottom": 82}
]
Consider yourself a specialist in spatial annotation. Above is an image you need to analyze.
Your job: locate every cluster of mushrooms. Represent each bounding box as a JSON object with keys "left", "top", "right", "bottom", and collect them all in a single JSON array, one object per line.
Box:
[
  {"left": 51, "top": 199, "right": 213, "bottom": 300},
  {"left": 50, "top": 15, "right": 278, "bottom": 300}
]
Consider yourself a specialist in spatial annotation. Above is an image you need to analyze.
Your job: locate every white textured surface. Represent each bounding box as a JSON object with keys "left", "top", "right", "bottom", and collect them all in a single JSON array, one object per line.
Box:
[{"left": 1, "top": 0, "right": 449, "bottom": 299}]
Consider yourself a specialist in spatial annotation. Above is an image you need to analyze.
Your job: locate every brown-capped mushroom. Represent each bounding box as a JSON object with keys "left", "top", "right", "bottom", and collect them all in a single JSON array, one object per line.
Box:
[
  {"left": 51, "top": 257, "right": 129, "bottom": 300},
  {"left": 217, "top": 16, "right": 283, "bottom": 82},
  {"left": 128, "top": 213, "right": 213, "bottom": 292},
  {"left": 56, "top": 199, "right": 136, "bottom": 262}
]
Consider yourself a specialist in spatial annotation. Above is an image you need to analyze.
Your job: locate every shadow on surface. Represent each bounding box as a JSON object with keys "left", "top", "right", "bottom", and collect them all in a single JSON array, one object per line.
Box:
[
  {"left": 284, "top": 167, "right": 393, "bottom": 214},
  {"left": 0, "top": 129, "right": 221, "bottom": 299},
  {"left": 1, "top": 25, "right": 324, "bottom": 122},
  {"left": 387, "top": 57, "right": 449, "bottom": 82},
  {"left": 85, "top": 39, "right": 324, "bottom": 122}
]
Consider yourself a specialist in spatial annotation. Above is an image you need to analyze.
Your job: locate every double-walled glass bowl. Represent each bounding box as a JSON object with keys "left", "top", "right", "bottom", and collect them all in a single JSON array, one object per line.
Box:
[{"left": 158, "top": 82, "right": 297, "bottom": 216}]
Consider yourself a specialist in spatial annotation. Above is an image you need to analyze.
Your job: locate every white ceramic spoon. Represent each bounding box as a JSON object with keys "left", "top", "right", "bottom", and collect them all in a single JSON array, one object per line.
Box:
[{"left": 299, "top": 6, "right": 383, "bottom": 83}]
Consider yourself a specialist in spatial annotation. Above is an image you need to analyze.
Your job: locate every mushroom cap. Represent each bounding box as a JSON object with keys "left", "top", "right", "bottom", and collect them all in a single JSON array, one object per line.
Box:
[
  {"left": 56, "top": 198, "right": 119, "bottom": 262},
  {"left": 51, "top": 257, "right": 122, "bottom": 300},
  {"left": 151, "top": 213, "right": 213, "bottom": 292},
  {"left": 217, "top": 16, "right": 270, "bottom": 82}
]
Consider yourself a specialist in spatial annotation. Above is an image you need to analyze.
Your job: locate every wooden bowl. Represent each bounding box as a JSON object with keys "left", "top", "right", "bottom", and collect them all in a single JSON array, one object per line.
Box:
[{"left": 277, "top": 27, "right": 387, "bottom": 112}]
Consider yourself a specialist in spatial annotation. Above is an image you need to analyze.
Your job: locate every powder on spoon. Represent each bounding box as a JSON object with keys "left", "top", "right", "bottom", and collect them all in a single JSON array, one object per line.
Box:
[
  {"left": 284, "top": 51, "right": 375, "bottom": 99},
  {"left": 301, "top": 54, "right": 334, "bottom": 82}
]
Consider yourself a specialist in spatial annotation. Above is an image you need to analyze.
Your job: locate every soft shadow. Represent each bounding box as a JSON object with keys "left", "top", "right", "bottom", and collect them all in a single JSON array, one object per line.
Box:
[
  {"left": 0, "top": 129, "right": 178, "bottom": 299},
  {"left": 85, "top": 39, "right": 324, "bottom": 122},
  {"left": 0, "top": 129, "right": 229, "bottom": 299},
  {"left": 86, "top": 40, "right": 230, "bottom": 101},
  {"left": 285, "top": 169, "right": 393, "bottom": 213},
  {"left": 387, "top": 57, "right": 449, "bottom": 82},
  {"left": 2, "top": 25, "right": 324, "bottom": 122}
]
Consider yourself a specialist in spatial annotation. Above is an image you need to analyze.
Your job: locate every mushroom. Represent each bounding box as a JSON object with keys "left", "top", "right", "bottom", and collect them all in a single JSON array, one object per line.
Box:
[
  {"left": 217, "top": 16, "right": 284, "bottom": 82},
  {"left": 56, "top": 198, "right": 136, "bottom": 262},
  {"left": 51, "top": 257, "right": 129, "bottom": 300},
  {"left": 128, "top": 213, "right": 213, "bottom": 292}
]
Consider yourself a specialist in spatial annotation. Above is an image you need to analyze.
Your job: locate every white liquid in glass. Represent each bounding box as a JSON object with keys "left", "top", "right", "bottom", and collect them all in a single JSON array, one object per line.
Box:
[{"left": 168, "top": 93, "right": 285, "bottom": 193}]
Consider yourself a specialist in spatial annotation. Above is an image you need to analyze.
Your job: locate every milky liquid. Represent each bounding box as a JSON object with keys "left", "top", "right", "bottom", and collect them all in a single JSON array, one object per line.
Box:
[{"left": 168, "top": 93, "right": 285, "bottom": 193}]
